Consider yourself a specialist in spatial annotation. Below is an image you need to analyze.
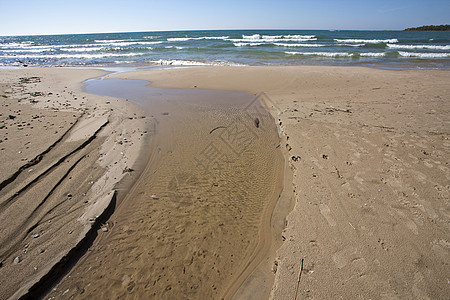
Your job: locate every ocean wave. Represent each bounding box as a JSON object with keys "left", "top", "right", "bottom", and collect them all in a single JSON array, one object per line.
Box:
[
  {"left": 0, "top": 52, "right": 146, "bottom": 59},
  {"left": 233, "top": 42, "right": 266, "bottom": 47},
  {"left": 286, "top": 51, "right": 386, "bottom": 58},
  {"left": 335, "top": 43, "right": 366, "bottom": 47},
  {"left": 398, "top": 51, "right": 450, "bottom": 58},
  {"left": 167, "top": 36, "right": 229, "bottom": 42},
  {"left": 94, "top": 39, "right": 132, "bottom": 43},
  {"left": 359, "top": 52, "right": 386, "bottom": 57},
  {"left": 143, "top": 36, "right": 161, "bottom": 39},
  {"left": 334, "top": 38, "right": 398, "bottom": 44},
  {"left": 148, "top": 59, "right": 245, "bottom": 66},
  {"left": 103, "top": 41, "right": 163, "bottom": 46},
  {"left": 286, "top": 51, "right": 352, "bottom": 57},
  {"left": 387, "top": 44, "right": 450, "bottom": 50},
  {"left": 1, "top": 48, "right": 56, "bottom": 53},
  {"left": 59, "top": 47, "right": 104, "bottom": 52},
  {"left": 273, "top": 43, "right": 324, "bottom": 47},
  {"left": 0, "top": 42, "right": 34, "bottom": 48},
  {"left": 229, "top": 34, "right": 317, "bottom": 43},
  {"left": 164, "top": 46, "right": 185, "bottom": 49}
]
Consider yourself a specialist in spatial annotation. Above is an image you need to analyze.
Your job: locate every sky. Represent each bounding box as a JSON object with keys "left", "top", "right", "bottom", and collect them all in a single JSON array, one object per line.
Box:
[{"left": 0, "top": 0, "right": 449, "bottom": 36}]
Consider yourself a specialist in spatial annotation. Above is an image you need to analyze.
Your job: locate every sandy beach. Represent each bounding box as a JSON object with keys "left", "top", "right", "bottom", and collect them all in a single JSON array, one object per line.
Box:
[
  {"left": 0, "top": 66, "right": 448, "bottom": 299},
  {"left": 0, "top": 68, "right": 152, "bottom": 300}
]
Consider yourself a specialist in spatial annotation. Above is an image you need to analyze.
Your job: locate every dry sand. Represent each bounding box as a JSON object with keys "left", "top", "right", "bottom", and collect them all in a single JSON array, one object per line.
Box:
[
  {"left": 1, "top": 66, "right": 448, "bottom": 300},
  {"left": 109, "top": 66, "right": 449, "bottom": 299},
  {"left": 0, "top": 68, "right": 152, "bottom": 300}
]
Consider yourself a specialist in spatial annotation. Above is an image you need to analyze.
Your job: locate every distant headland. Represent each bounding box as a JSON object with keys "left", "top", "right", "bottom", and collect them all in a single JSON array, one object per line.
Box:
[{"left": 404, "top": 24, "right": 449, "bottom": 31}]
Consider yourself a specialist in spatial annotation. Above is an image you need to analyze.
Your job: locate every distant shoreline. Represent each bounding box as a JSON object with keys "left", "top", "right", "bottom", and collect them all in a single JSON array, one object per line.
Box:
[{"left": 404, "top": 24, "right": 450, "bottom": 31}]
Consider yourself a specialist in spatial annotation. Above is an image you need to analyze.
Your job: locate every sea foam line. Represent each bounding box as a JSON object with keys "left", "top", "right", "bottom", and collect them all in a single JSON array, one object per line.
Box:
[
  {"left": 334, "top": 38, "right": 399, "bottom": 44},
  {"left": 228, "top": 35, "right": 317, "bottom": 43},
  {"left": 1, "top": 48, "right": 56, "bottom": 53},
  {"left": 148, "top": 59, "right": 245, "bottom": 66},
  {"left": 0, "top": 53, "right": 146, "bottom": 59},
  {"left": 387, "top": 44, "right": 450, "bottom": 50},
  {"left": 167, "top": 36, "right": 229, "bottom": 42},
  {"left": 285, "top": 51, "right": 387, "bottom": 57},
  {"left": 398, "top": 51, "right": 450, "bottom": 58},
  {"left": 286, "top": 51, "right": 352, "bottom": 57},
  {"left": 273, "top": 43, "right": 324, "bottom": 47}
]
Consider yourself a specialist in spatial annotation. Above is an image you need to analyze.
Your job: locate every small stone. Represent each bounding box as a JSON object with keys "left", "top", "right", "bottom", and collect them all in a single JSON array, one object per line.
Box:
[
  {"left": 102, "top": 227, "right": 108, "bottom": 232},
  {"left": 67, "top": 193, "right": 72, "bottom": 198},
  {"left": 32, "top": 233, "right": 40, "bottom": 238},
  {"left": 37, "top": 248, "right": 45, "bottom": 254},
  {"left": 123, "top": 167, "right": 134, "bottom": 173},
  {"left": 14, "top": 256, "right": 21, "bottom": 264}
]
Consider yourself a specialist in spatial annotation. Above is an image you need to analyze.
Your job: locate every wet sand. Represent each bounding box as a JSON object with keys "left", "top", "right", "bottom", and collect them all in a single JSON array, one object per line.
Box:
[{"left": 46, "top": 77, "right": 284, "bottom": 299}]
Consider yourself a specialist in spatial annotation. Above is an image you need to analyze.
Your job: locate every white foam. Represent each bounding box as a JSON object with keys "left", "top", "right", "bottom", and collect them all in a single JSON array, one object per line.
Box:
[
  {"left": 0, "top": 42, "right": 34, "bottom": 48},
  {"left": 1, "top": 48, "right": 55, "bottom": 53},
  {"left": 262, "top": 35, "right": 283, "bottom": 39},
  {"left": 0, "top": 52, "right": 146, "bottom": 59},
  {"left": 229, "top": 34, "right": 317, "bottom": 43},
  {"left": 284, "top": 34, "right": 316, "bottom": 39},
  {"left": 285, "top": 51, "right": 352, "bottom": 57},
  {"left": 398, "top": 51, "right": 450, "bottom": 58},
  {"left": 167, "top": 36, "right": 229, "bottom": 42},
  {"left": 242, "top": 34, "right": 261, "bottom": 40},
  {"left": 387, "top": 44, "right": 450, "bottom": 50},
  {"left": 201, "top": 36, "right": 229, "bottom": 40},
  {"left": 165, "top": 46, "right": 185, "bottom": 49},
  {"left": 148, "top": 59, "right": 245, "bottom": 66},
  {"left": 167, "top": 37, "right": 191, "bottom": 42},
  {"left": 359, "top": 52, "right": 386, "bottom": 57},
  {"left": 233, "top": 42, "right": 265, "bottom": 47},
  {"left": 273, "top": 43, "right": 324, "bottom": 47},
  {"left": 335, "top": 43, "right": 365, "bottom": 47},
  {"left": 334, "top": 38, "right": 398, "bottom": 44}
]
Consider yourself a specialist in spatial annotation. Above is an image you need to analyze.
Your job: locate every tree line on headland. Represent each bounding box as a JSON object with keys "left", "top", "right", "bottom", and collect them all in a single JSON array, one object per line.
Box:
[{"left": 404, "top": 25, "right": 450, "bottom": 31}]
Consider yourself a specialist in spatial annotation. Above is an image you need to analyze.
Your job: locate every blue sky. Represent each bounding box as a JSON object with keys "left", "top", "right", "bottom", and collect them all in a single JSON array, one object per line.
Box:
[{"left": 0, "top": 0, "right": 449, "bottom": 35}]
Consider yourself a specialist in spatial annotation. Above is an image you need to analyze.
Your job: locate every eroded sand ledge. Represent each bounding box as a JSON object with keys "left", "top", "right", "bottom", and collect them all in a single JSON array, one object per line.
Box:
[{"left": 0, "top": 68, "right": 152, "bottom": 300}]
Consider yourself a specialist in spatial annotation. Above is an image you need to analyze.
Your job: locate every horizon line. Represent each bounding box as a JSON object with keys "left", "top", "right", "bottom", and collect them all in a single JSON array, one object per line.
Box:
[{"left": 0, "top": 28, "right": 409, "bottom": 37}]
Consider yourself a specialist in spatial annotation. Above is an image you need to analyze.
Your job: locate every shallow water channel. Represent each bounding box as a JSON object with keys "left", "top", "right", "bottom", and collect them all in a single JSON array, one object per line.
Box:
[{"left": 53, "top": 75, "right": 285, "bottom": 299}]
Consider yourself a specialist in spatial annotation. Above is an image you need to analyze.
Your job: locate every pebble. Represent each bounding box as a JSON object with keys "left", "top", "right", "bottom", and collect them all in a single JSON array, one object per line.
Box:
[
  {"left": 14, "top": 256, "right": 21, "bottom": 264},
  {"left": 101, "top": 227, "right": 108, "bottom": 232},
  {"left": 37, "top": 248, "right": 44, "bottom": 254},
  {"left": 32, "top": 233, "right": 40, "bottom": 238}
]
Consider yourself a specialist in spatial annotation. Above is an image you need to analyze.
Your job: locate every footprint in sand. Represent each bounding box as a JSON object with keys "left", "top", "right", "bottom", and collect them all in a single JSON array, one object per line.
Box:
[
  {"left": 354, "top": 171, "right": 364, "bottom": 185},
  {"left": 332, "top": 247, "right": 368, "bottom": 277},
  {"left": 412, "top": 271, "right": 431, "bottom": 300},
  {"left": 394, "top": 208, "right": 419, "bottom": 235},
  {"left": 319, "top": 203, "right": 336, "bottom": 227}
]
